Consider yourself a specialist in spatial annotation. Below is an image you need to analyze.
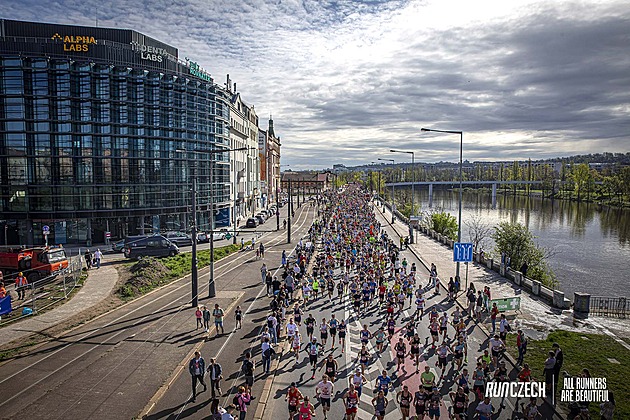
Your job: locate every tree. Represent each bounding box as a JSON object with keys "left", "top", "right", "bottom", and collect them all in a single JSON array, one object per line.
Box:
[
  {"left": 492, "top": 221, "right": 557, "bottom": 288},
  {"left": 570, "top": 163, "right": 592, "bottom": 202},
  {"left": 465, "top": 214, "right": 492, "bottom": 253},
  {"left": 429, "top": 211, "right": 458, "bottom": 240}
]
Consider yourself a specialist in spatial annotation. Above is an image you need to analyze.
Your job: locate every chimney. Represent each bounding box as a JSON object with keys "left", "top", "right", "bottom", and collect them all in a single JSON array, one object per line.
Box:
[
  {"left": 234, "top": 82, "right": 237, "bottom": 93},
  {"left": 226, "top": 74, "right": 230, "bottom": 91}
]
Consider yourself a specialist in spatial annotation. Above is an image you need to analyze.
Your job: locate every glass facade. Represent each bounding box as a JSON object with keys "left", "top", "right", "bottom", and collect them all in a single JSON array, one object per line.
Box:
[{"left": 0, "top": 52, "right": 231, "bottom": 245}]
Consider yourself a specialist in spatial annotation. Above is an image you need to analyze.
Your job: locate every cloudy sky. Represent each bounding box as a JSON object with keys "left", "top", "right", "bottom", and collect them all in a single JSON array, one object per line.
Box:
[{"left": 2, "top": 0, "right": 629, "bottom": 169}]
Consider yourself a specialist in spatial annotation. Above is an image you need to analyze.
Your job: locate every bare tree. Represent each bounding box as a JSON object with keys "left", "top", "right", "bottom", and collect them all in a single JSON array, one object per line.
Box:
[{"left": 466, "top": 214, "right": 492, "bottom": 253}]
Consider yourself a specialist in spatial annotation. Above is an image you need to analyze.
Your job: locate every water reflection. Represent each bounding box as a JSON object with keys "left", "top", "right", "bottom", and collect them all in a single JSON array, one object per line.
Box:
[{"left": 407, "top": 188, "right": 630, "bottom": 297}]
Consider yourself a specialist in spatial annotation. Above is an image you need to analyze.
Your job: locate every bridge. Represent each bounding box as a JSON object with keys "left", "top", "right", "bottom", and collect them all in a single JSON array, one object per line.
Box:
[{"left": 384, "top": 180, "right": 548, "bottom": 209}]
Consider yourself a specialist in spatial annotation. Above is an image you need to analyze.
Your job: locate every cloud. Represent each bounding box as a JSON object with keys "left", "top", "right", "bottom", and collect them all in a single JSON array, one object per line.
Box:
[{"left": 2, "top": 0, "right": 629, "bottom": 168}]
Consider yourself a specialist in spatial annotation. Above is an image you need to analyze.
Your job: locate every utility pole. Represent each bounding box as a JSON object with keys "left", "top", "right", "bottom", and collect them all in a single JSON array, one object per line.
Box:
[
  {"left": 208, "top": 156, "right": 216, "bottom": 298},
  {"left": 191, "top": 163, "right": 198, "bottom": 308},
  {"left": 276, "top": 186, "right": 280, "bottom": 231},
  {"left": 287, "top": 179, "right": 292, "bottom": 243}
]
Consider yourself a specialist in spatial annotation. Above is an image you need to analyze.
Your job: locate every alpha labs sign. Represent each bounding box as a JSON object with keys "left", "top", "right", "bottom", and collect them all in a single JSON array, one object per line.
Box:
[{"left": 51, "top": 33, "right": 97, "bottom": 52}]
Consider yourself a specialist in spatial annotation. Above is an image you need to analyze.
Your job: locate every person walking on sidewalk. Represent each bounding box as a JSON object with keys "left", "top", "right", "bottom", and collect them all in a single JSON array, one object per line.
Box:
[
  {"left": 208, "top": 357, "right": 223, "bottom": 398},
  {"left": 490, "top": 302, "right": 499, "bottom": 333},
  {"left": 188, "top": 351, "right": 207, "bottom": 402},
  {"left": 195, "top": 306, "right": 203, "bottom": 330},
  {"left": 84, "top": 249, "right": 92, "bottom": 269},
  {"left": 93, "top": 248, "right": 103, "bottom": 268},
  {"left": 516, "top": 329, "right": 528, "bottom": 365},
  {"left": 260, "top": 263, "right": 267, "bottom": 285},
  {"left": 203, "top": 306, "right": 211, "bottom": 332},
  {"left": 259, "top": 242, "right": 265, "bottom": 259},
  {"left": 241, "top": 351, "right": 255, "bottom": 388},
  {"left": 213, "top": 304, "right": 225, "bottom": 336},
  {"left": 234, "top": 386, "right": 252, "bottom": 420}
]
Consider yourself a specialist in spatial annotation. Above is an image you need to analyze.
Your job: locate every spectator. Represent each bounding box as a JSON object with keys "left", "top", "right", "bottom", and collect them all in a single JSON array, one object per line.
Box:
[
  {"left": 265, "top": 272, "right": 273, "bottom": 296},
  {"left": 261, "top": 337, "right": 274, "bottom": 373},
  {"left": 84, "top": 249, "right": 92, "bottom": 269},
  {"left": 208, "top": 357, "right": 223, "bottom": 398},
  {"left": 93, "top": 248, "right": 103, "bottom": 268},
  {"left": 213, "top": 303, "right": 225, "bottom": 336},
  {"left": 499, "top": 314, "right": 510, "bottom": 341},
  {"left": 221, "top": 404, "right": 237, "bottom": 420},
  {"left": 521, "top": 261, "right": 528, "bottom": 277},
  {"left": 235, "top": 386, "right": 252, "bottom": 420},
  {"left": 516, "top": 329, "right": 528, "bottom": 365},
  {"left": 543, "top": 351, "right": 556, "bottom": 396},
  {"left": 188, "top": 351, "right": 206, "bottom": 402},
  {"left": 600, "top": 391, "right": 615, "bottom": 420},
  {"left": 195, "top": 306, "right": 203, "bottom": 330},
  {"left": 490, "top": 303, "right": 499, "bottom": 333},
  {"left": 260, "top": 263, "right": 267, "bottom": 285},
  {"left": 241, "top": 352, "right": 255, "bottom": 387},
  {"left": 0, "top": 281, "right": 6, "bottom": 299},
  {"left": 203, "top": 306, "right": 211, "bottom": 332}
]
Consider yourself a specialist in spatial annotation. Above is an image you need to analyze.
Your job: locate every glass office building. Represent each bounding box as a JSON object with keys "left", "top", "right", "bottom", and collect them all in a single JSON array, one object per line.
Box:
[{"left": 0, "top": 19, "right": 232, "bottom": 245}]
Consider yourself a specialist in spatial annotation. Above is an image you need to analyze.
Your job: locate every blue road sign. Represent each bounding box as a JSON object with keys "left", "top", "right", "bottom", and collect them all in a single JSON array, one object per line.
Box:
[
  {"left": 42, "top": 225, "right": 50, "bottom": 233},
  {"left": 453, "top": 242, "right": 474, "bottom": 262}
]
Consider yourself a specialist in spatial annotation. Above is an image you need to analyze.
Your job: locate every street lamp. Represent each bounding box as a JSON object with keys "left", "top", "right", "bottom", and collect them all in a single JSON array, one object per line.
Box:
[
  {"left": 177, "top": 146, "right": 248, "bottom": 302},
  {"left": 390, "top": 149, "right": 416, "bottom": 244},
  {"left": 378, "top": 158, "right": 395, "bottom": 223},
  {"left": 421, "top": 127, "right": 464, "bottom": 280}
]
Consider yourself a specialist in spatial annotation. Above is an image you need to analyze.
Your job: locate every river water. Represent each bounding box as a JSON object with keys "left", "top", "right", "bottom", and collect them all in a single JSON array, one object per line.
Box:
[{"left": 408, "top": 188, "right": 630, "bottom": 299}]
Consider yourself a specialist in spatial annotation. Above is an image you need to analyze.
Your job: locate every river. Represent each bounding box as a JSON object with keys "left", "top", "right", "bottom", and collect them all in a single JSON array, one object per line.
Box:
[{"left": 407, "top": 188, "right": 630, "bottom": 299}]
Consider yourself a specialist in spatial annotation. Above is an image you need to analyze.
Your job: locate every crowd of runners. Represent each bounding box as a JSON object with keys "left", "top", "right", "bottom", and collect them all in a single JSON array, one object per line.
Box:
[{"left": 262, "top": 184, "right": 534, "bottom": 420}]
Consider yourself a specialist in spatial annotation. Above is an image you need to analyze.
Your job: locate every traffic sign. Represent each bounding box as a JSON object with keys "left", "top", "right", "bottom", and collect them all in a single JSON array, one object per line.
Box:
[
  {"left": 224, "top": 233, "right": 232, "bottom": 240},
  {"left": 453, "top": 242, "right": 473, "bottom": 262},
  {"left": 42, "top": 225, "right": 50, "bottom": 233}
]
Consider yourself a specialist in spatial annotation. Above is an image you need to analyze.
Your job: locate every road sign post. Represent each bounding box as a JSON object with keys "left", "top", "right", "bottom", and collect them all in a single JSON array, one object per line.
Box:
[{"left": 42, "top": 225, "right": 50, "bottom": 247}]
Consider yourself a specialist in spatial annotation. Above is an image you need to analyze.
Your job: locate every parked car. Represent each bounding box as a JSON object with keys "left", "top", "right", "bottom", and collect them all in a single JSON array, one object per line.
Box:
[
  {"left": 255, "top": 215, "right": 265, "bottom": 225},
  {"left": 245, "top": 217, "right": 258, "bottom": 228},
  {"left": 111, "top": 239, "right": 125, "bottom": 253},
  {"left": 212, "top": 231, "right": 226, "bottom": 241},
  {"left": 197, "top": 232, "right": 209, "bottom": 243},
  {"left": 164, "top": 231, "right": 193, "bottom": 247},
  {"left": 124, "top": 235, "right": 180, "bottom": 259}
]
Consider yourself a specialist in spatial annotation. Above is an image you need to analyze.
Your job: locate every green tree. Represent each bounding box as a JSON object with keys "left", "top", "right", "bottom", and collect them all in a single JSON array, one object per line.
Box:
[
  {"left": 429, "top": 211, "right": 458, "bottom": 240},
  {"left": 571, "top": 163, "right": 592, "bottom": 202},
  {"left": 492, "top": 221, "right": 557, "bottom": 288}
]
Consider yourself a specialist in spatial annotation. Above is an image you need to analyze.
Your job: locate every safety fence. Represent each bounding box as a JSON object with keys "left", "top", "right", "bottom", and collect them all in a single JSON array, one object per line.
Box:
[
  {"left": 589, "top": 296, "right": 630, "bottom": 318},
  {"left": 0, "top": 256, "right": 85, "bottom": 326}
]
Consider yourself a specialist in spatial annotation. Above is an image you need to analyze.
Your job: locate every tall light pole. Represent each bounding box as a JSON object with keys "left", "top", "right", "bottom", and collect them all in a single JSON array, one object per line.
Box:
[
  {"left": 390, "top": 149, "right": 415, "bottom": 243},
  {"left": 378, "top": 158, "right": 395, "bottom": 223},
  {"left": 421, "top": 127, "right": 463, "bottom": 280},
  {"left": 179, "top": 146, "right": 248, "bottom": 300}
]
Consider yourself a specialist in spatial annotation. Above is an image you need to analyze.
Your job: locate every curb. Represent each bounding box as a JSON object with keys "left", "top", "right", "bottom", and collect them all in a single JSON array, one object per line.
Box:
[{"left": 139, "top": 295, "right": 242, "bottom": 418}]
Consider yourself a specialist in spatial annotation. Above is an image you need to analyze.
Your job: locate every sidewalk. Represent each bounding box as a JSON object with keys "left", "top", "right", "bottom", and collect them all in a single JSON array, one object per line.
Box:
[
  {"left": 0, "top": 261, "right": 119, "bottom": 347},
  {"left": 377, "top": 204, "right": 630, "bottom": 349}
]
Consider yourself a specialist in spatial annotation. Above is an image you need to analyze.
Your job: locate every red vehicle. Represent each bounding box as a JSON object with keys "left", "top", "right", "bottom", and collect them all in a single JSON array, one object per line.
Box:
[{"left": 0, "top": 246, "right": 69, "bottom": 283}]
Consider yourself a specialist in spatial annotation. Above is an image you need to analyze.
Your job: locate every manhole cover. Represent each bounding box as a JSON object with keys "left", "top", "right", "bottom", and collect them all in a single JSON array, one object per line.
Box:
[{"left": 607, "top": 358, "right": 620, "bottom": 364}]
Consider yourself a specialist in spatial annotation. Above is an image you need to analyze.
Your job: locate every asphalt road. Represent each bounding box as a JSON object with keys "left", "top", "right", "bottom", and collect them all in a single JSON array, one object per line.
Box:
[{"left": 0, "top": 200, "right": 318, "bottom": 420}]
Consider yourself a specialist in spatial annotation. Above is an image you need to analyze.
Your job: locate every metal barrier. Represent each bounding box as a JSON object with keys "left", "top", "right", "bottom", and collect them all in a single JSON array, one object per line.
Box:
[
  {"left": 589, "top": 296, "right": 629, "bottom": 318},
  {"left": 0, "top": 256, "right": 85, "bottom": 326}
]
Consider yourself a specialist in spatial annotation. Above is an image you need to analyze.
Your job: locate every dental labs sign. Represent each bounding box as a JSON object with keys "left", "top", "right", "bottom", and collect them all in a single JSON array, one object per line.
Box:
[
  {"left": 51, "top": 33, "right": 97, "bottom": 52},
  {"left": 189, "top": 61, "right": 212, "bottom": 82},
  {"left": 130, "top": 41, "right": 167, "bottom": 62}
]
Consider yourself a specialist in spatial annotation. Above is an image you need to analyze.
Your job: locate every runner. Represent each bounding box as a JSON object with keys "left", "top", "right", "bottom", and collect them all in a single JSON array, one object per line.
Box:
[
  {"left": 285, "top": 382, "right": 303, "bottom": 420},
  {"left": 305, "top": 314, "right": 316, "bottom": 341},
  {"left": 413, "top": 386, "right": 429, "bottom": 419},
  {"left": 409, "top": 332, "right": 422, "bottom": 372},
  {"left": 319, "top": 318, "right": 329, "bottom": 348},
  {"left": 449, "top": 386, "right": 469, "bottom": 420},
  {"left": 397, "top": 384, "right": 413, "bottom": 420},
  {"left": 357, "top": 344, "right": 371, "bottom": 375},
  {"left": 298, "top": 395, "right": 315, "bottom": 420},
  {"left": 337, "top": 319, "right": 347, "bottom": 351},
  {"left": 374, "top": 326, "right": 387, "bottom": 354},
  {"left": 375, "top": 369, "right": 392, "bottom": 397},
  {"left": 320, "top": 354, "right": 338, "bottom": 383},
  {"left": 395, "top": 337, "right": 407, "bottom": 370},
  {"left": 315, "top": 374, "right": 334, "bottom": 419},
  {"left": 349, "top": 369, "right": 367, "bottom": 397},
  {"left": 427, "top": 387, "right": 442, "bottom": 420},
  {"left": 343, "top": 384, "right": 360, "bottom": 420},
  {"left": 306, "top": 338, "right": 321, "bottom": 379},
  {"left": 328, "top": 314, "right": 339, "bottom": 350},
  {"left": 372, "top": 390, "right": 388, "bottom": 420}
]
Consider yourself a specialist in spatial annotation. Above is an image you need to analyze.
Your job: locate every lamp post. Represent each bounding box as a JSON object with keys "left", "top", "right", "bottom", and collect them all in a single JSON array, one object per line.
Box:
[
  {"left": 178, "top": 146, "right": 248, "bottom": 301},
  {"left": 378, "top": 158, "right": 395, "bottom": 223},
  {"left": 421, "top": 127, "right": 464, "bottom": 280},
  {"left": 390, "top": 149, "right": 416, "bottom": 244}
]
